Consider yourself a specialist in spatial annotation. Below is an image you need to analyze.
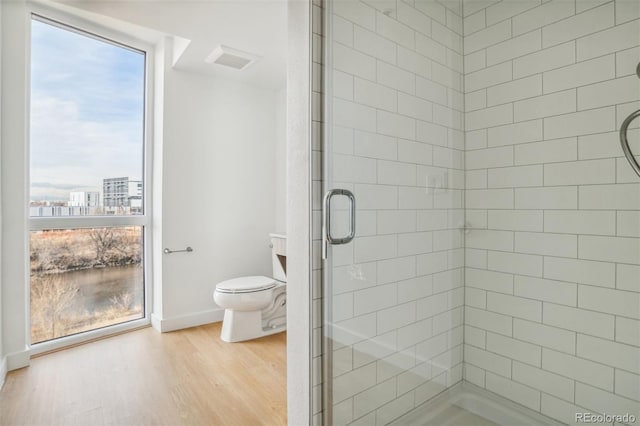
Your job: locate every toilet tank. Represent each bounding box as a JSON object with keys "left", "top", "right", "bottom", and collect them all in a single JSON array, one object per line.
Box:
[{"left": 270, "top": 233, "right": 286, "bottom": 282}]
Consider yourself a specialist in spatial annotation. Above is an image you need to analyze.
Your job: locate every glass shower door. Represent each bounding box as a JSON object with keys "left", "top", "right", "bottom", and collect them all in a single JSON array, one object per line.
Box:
[
  {"left": 320, "top": 1, "right": 640, "bottom": 425},
  {"left": 321, "top": 0, "right": 466, "bottom": 424}
]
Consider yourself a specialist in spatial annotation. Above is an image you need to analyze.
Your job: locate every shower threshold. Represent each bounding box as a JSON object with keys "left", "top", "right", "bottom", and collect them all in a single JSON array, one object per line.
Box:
[{"left": 391, "top": 381, "right": 564, "bottom": 426}]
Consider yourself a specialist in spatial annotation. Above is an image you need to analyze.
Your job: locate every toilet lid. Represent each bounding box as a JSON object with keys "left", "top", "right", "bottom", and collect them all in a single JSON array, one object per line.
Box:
[{"left": 216, "top": 276, "right": 277, "bottom": 294}]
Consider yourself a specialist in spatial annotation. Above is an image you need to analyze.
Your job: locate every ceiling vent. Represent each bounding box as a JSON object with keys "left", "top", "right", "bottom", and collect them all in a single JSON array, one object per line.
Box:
[{"left": 205, "top": 45, "right": 259, "bottom": 70}]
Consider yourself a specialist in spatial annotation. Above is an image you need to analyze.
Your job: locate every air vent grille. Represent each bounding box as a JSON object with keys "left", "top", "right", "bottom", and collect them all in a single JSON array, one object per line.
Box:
[{"left": 205, "top": 45, "right": 259, "bottom": 71}]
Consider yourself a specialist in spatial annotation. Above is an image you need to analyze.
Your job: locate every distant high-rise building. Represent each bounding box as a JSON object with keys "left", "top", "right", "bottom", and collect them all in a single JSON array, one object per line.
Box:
[
  {"left": 103, "top": 177, "right": 143, "bottom": 214},
  {"left": 69, "top": 191, "right": 100, "bottom": 207}
]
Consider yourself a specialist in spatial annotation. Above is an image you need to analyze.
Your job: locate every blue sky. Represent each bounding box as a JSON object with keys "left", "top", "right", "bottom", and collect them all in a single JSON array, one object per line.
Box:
[{"left": 30, "top": 19, "right": 145, "bottom": 201}]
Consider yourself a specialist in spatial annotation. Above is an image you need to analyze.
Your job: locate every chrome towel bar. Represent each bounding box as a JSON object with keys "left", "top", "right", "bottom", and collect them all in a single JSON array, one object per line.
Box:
[
  {"left": 620, "top": 109, "right": 640, "bottom": 178},
  {"left": 164, "top": 247, "right": 193, "bottom": 254}
]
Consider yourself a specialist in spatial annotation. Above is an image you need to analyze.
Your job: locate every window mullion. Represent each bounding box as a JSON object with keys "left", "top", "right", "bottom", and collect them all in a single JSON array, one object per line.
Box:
[{"left": 29, "top": 216, "right": 148, "bottom": 231}]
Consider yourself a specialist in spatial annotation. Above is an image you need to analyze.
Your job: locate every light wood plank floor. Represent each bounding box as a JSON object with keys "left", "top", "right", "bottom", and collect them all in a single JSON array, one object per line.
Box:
[{"left": 0, "top": 323, "right": 287, "bottom": 426}]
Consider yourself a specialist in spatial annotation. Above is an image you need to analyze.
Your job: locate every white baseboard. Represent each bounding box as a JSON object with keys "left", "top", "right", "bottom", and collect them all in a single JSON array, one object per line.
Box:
[
  {"left": 6, "top": 347, "right": 30, "bottom": 371},
  {"left": 0, "top": 356, "right": 7, "bottom": 390},
  {"left": 151, "top": 308, "right": 224, "bottom": 333},
  {"left": 151, "top": 312, "right": 163, "bottom": 332}
]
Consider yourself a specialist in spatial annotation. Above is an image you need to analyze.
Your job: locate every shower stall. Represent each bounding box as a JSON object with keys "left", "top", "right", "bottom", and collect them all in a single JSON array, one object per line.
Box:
[{"left": 315, "top": 0, "right": 640, "bottom": 424}]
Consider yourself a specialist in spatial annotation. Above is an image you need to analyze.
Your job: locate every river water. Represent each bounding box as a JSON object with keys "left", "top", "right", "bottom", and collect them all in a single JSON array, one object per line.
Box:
[
  {"left": 30, "top": 264, "right": 145, "bottom": 343},
  {"left": 31, "top": 264, "right": 144, "bottom": 319},
  {"left": 65, "top": 264, "right": 144, "bottom": 312}
]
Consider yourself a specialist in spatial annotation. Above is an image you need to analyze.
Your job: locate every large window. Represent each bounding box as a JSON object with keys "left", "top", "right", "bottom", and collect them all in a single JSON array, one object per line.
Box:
[{"left": 29, "top": 16, "right": 148, "bottom": 345}]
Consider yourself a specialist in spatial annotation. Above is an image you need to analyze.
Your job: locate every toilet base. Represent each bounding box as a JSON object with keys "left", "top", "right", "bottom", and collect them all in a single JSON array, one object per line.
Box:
[{"left": 220, "top": 309, "right": 286, "bottom": 343}]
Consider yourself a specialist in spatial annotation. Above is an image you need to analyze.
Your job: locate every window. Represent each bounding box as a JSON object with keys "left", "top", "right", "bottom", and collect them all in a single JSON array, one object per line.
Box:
[{"left": 29, "top": 16, "right": 149, "bottom": 345}]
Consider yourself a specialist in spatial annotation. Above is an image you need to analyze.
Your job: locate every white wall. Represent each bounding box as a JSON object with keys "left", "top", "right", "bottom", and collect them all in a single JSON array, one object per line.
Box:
[
  {"left": 0, "top": 0, "right": 30, "bottom": 373},
  {"left": 462, "top": 0, "right": 640, "bottom": 422},
  {"left": 152, "top": 46, "right": 286, "bottom": 330},
  {"left": 0, "top": 0, "right": 5, "bottom": 387},
  {"left": 275, "top": 87, "right": 287, "bottom": 234},
  {"left": 287, "top": 0, "right": 312, "bottom": 423}
]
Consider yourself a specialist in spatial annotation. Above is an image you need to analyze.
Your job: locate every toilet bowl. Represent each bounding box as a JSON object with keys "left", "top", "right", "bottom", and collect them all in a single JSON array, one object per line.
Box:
[{"left": 213, "top": 234, "right": 287, "bottom": 342}]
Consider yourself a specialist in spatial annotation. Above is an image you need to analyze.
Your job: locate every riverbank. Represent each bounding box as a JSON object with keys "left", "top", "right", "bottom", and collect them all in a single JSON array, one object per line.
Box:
[{"left": 30, "top": 227, "right": 142, "bottom": 274}]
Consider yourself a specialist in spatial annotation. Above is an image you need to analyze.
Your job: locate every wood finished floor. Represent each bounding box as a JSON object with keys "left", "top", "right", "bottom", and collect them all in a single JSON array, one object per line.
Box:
[{"left": 0, "top": 323, "right": 287, "bottom": 426}]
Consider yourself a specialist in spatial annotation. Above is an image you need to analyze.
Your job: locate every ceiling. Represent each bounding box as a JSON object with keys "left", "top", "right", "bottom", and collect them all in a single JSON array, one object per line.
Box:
[{"left": 52, "top": 0, "right": 288, "bottom": 90}]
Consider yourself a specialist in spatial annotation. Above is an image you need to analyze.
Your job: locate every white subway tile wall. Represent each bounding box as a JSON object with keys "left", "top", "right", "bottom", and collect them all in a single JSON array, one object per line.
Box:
[
  {"left": 329, "top": 0, "right": 465, "bottom": 424},
  {"left": 464, "top": 0, "right": 640, "bottom": 423}
]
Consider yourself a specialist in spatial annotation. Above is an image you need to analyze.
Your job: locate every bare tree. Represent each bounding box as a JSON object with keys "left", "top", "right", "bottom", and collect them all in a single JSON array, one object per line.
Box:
[
  {"left": 31, "top": 274, "right": 78, "bottom": 340},
  {"left": 88, "top": 228, "right": 119, "bottom": 265},
  {"left": 110, "top": 291, "right": 133, "bottom": 311}
]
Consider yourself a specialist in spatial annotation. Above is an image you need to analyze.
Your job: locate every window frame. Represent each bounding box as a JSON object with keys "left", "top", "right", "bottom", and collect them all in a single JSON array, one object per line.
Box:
[{"left": 26, "top": 7, "right": 155, "bottom": 354}]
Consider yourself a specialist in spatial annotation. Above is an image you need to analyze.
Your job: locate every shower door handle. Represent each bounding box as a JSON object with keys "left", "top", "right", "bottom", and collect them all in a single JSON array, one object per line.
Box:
[
  {"left": 322, "top": 189, "right": 356, "bottom": 260},
  {"left": 620, "top": 109, "right": 640, "bottom": 178}
]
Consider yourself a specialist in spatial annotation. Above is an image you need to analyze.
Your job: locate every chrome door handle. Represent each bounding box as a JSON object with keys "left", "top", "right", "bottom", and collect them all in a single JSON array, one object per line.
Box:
[
  {"left": 322, "top": 189, "right": 356, "bottom": 259},
  {"left": 620, "top": 109, "right": 640, "bottom": 178}
]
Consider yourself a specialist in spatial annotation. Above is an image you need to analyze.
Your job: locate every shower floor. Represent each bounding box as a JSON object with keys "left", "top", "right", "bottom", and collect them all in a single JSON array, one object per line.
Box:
[
  {"left": 391, "top": 382, "right": 562, "bottom": 426},
  {"left": 425, "top": 405, "right": 497, "bottom": 426}
]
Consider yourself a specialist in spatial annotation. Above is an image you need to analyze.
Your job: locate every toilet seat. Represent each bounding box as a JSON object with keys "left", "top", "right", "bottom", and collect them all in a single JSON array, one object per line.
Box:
[{"left": 215, "top": 276, "right": 276, "bottom": 294}]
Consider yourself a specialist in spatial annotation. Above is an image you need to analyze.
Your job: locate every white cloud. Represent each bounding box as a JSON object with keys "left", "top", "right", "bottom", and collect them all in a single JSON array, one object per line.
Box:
[{"left": 30, "top": 96, "right": 143, "bottom": 199}]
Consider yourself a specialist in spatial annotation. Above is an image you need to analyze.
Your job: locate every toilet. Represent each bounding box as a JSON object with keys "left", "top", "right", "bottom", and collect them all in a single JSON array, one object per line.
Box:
[{"left": 213, "top": 233, "right": 287, "bottom": 342}]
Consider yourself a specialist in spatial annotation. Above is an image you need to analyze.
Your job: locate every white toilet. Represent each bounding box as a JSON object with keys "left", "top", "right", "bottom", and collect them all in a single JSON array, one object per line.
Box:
[{"left": 213, "top": 233, "right": 287, "bottom": 342}]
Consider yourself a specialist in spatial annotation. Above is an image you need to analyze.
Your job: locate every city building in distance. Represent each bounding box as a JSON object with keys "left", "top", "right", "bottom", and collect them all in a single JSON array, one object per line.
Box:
[
  {"left": 30, "top": 177, "right": 142, "bottom": 217},
  {"left": 69, "top": 191, "right": 100, "bottom": 208},
  {"left": 103, "top": 177, "right": 143, "bottom": 215}
]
